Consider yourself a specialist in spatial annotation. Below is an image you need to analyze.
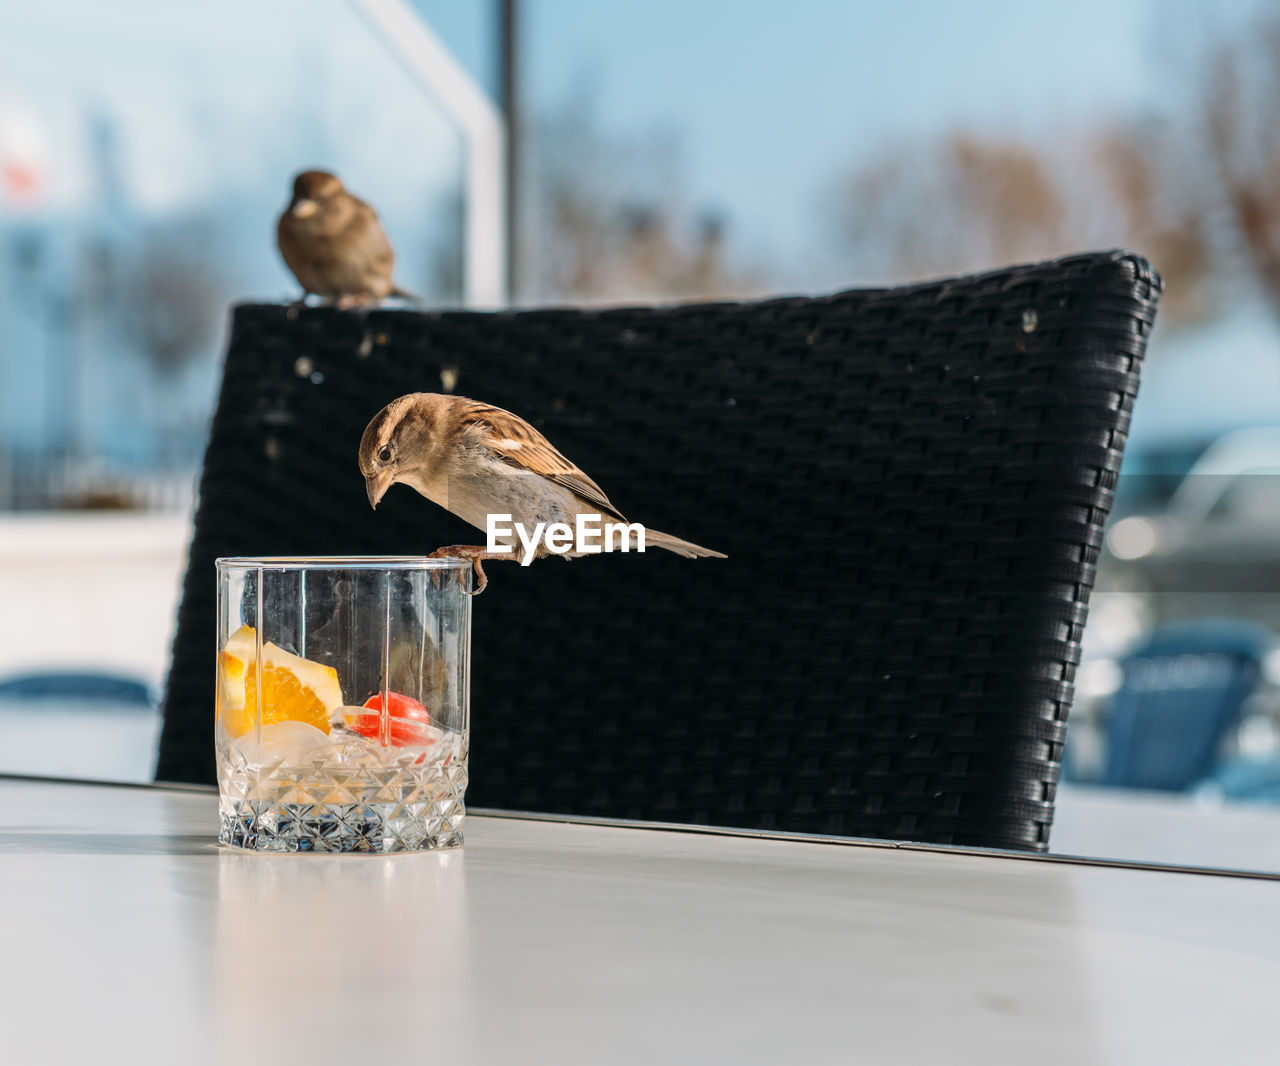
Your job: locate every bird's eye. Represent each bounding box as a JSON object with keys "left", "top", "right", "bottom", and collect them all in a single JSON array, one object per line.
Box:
[{"left": 377, "top": 445, "right": 393, "bottom": 464}]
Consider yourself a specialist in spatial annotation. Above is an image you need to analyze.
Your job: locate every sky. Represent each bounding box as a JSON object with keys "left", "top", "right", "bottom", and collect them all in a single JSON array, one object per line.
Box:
[
  {"left": 524, "top": 0, "right": 1160, "bottom": 275},
  {"left": 0, "top": 0, "right": 1265, "bottom": 283},
  {"left": 502, "top": 0, "right": 1256, "bottom": 280}
]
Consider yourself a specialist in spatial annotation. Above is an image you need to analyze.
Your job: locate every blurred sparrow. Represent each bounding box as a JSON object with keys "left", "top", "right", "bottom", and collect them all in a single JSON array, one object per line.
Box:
[
  {"left": 276, "top": 169, "right": 415, "bottom": 308},
  {"left": 359, "top": 393, "right": 726, "bottom": 594}
]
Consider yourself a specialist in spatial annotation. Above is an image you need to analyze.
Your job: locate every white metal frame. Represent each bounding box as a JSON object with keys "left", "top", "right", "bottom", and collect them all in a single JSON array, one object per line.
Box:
[{"left": 349, "top": 0, "right": 508, "bottom": 308}]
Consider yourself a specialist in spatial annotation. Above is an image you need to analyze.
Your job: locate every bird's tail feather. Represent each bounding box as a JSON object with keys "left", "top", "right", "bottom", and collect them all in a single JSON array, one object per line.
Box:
[{"left": 645, "top": 529, "right": 727, "bottom": 559}]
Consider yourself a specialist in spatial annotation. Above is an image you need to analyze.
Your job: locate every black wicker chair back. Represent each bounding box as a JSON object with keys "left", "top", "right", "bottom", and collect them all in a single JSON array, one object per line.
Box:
[{"left": 157, "top": 251, "right": 1161, "bottom": 850}]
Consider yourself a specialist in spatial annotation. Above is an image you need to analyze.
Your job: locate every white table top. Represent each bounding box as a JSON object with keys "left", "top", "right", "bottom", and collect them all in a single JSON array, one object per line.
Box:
[{"left": 3, "top": 776, "right": 1278, "bottom": 1066}]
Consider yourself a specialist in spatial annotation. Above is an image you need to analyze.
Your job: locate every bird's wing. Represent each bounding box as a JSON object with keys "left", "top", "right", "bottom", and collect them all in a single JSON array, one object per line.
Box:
[
  {"left": 456, "top": 400, "right": 627, "bottom": 520},
  {"left": 277, "top": 214, "right": 323, "bottom": 292},
  {"left": 348, "top": 200, "right": 396, "bottom": 278}
]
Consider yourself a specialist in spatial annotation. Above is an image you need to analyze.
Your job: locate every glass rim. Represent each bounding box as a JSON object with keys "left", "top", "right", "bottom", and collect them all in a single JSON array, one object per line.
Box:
[{"left": 215, "top": 555, "right": 471, "bottom": 571}]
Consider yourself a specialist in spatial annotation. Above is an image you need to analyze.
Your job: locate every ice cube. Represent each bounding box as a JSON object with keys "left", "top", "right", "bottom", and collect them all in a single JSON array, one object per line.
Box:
[
  {"left": 325, "top": 729, "right": 389, "bottom": 768},
  {"left": 230, "top": 720, "right": 331, "bottom": 768}
]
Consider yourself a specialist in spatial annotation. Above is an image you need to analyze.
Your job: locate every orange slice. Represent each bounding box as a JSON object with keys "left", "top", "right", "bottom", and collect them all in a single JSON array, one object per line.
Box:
[
  {"left": 217, "top": 625, "right": 341, "bottom": 739},
  {"left": 218, "top": 624, "right": 256, "bottom": 720}
]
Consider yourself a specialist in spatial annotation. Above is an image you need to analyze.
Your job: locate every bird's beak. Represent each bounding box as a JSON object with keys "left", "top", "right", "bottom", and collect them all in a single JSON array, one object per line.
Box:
[
  {"left": 366, "top": 470, "right": 395, "bottom": 510},
  {"left": 291, "top": 198, "right": 319, "bottom": 219}
]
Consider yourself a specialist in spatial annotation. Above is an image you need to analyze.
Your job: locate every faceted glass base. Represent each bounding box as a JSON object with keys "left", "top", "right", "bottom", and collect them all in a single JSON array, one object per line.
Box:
[{"left": 217, "top": 734, "right": 468, "bottom": 853}]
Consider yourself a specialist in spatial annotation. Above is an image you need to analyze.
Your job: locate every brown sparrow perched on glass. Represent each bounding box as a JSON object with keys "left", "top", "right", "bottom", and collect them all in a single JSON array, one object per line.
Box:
[
  {"left": 359, "top": 393, "right": 726, "bottom": 594},
  {"left": 276, "top": 170, "right": 415, "bottom": 308}
]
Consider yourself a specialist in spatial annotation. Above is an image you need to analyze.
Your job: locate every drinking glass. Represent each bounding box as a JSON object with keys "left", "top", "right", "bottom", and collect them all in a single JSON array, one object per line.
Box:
[{"left": 215, "top": 557, "right": 471, "bottom": 852}]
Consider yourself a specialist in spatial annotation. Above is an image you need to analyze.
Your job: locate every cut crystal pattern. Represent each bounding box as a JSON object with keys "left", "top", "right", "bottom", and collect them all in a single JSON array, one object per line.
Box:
[{"left": 217, "top": 733, "right": 468, "bottom": 853}]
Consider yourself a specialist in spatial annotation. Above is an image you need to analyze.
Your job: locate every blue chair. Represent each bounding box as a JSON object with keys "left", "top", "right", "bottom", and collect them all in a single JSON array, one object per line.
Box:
[{"left": 1101, "top": 620, "right": 1274, "bottom": 790}]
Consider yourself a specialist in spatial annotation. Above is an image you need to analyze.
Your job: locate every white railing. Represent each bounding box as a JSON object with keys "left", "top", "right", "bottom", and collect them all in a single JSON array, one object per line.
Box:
[{"left": 349, "top": 0, "right": 508, "bottom": 308}]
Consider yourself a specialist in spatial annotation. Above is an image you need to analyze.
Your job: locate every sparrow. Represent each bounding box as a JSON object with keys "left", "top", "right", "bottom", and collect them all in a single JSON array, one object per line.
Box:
[
  {"left": 358, "top": 393, "right": 726, "bottom": 594},
  {"left": 276, "top": 170, "right": 415, "bottom": 307}
]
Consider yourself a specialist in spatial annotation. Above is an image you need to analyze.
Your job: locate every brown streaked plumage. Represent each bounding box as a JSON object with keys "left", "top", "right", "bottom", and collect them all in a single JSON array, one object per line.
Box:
[
  {"left": 358, "top": 392, "right": 726, "bottom": 594},
  {"left": 276, "top": 169, "right": 415, "bottom": 307}
]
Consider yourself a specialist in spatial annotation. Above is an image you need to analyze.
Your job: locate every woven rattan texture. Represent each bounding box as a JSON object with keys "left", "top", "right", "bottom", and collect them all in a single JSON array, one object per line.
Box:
[{"left": 157, "top": 250, "right": 1161, "bottom": 850}]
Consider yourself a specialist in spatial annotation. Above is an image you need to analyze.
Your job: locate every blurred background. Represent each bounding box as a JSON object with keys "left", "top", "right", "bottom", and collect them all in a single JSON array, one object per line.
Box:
[{"left": 1, "top": 0, "right": 1278, "bottom": 865}]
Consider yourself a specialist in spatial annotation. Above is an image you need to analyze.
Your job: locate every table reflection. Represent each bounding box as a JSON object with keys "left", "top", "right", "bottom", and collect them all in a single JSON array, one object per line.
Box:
[{"left": 214, "top": 848, "right": 473, "bottom": 1060}]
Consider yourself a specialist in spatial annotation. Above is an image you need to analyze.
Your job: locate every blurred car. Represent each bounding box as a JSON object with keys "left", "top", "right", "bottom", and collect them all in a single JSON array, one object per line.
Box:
[
  {"left": 1107, "top": 435, "right": 1219, "bottom": 520},
  {"left": 1097, "top": 426, "right": 1280, "bottom": 632}
]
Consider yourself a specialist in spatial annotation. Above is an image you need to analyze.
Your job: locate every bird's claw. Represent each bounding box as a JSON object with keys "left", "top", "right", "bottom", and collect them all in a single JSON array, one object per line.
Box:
[
  {"left": 470, "top": 557, "right": 488, "bottom": 596},
  {"left": 426, "top": 546, "right": 493, "bottom": 597}
]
